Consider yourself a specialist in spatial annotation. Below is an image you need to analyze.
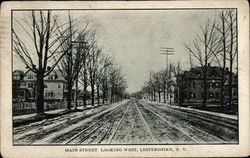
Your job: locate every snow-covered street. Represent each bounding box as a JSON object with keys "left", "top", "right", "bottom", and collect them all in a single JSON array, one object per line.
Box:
[{"left": 13, "top": 99, "right": 238, "bottom": 145}]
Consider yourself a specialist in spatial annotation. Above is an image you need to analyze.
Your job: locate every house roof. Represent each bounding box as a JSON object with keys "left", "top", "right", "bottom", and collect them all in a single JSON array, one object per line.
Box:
[
  {"left": 47, "top": 69, "right": 65, "bottom": 81},
  {"left": 182, "top": 66, "right": 232, "bottom": 79},
  {"left": 22, "top": 68, "right": 65, "bottom": 82},
  {"left": 13, "top": 70, "right": 25, "bottom": 75}
]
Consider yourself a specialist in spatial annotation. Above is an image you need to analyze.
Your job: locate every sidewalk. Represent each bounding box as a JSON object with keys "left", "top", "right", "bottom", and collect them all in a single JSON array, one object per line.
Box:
[
  {"left": 13, "top": 109, "right": 65, "bottom": 121},
  {"left": 13, "top": 104, "right": 104, "bottom": 127},
  {"left": 147, "top": 101, "right": 238, "bottom": 120}
]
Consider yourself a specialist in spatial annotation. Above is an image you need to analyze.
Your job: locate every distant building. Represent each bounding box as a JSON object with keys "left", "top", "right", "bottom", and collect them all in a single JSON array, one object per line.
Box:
[
  {"left": 24, "top": 69, "right": 67, "bottom": 101},
  {"left": 12, "top": 70, "right": 29, "bottom": 102},
  {"left": 44, "top": 70, "right": 67, "bottom": 101},
  {"left": 13, "top": 69, "right": 68, "bottom": 102},
  {"left": 176, "top": 65, "right": 238, "bottom": 105}
]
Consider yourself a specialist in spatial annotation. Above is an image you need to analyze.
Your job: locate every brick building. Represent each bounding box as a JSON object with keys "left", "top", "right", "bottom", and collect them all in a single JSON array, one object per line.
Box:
[{"left": 176, "top": 65, "right": 238, "bottom": 105}]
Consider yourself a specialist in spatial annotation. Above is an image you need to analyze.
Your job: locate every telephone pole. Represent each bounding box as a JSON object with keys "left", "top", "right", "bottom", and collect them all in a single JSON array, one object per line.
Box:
[{"left": 160, "top": 47, "right": 174, "bottom": 104}]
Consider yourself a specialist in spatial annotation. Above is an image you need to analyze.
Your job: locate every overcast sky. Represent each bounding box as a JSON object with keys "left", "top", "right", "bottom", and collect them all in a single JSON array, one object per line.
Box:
[{"left": 13, "top": 9, "right": 222, "bottom": 93}]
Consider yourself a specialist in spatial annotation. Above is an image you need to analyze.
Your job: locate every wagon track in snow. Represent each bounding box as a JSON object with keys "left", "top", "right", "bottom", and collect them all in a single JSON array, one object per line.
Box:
[
  {"left": 138, "top": 101, "right": 199, "bottom": 144},
  {"left": 66, "top": 101, "right": 130, "bottom": 144},
  {"left": 134, "top": 100, "right": 157, "bottom": 144},
  {"left": 108, "top": 101, "right": 131, "bottom": 144},
  {"left": 145, "top": 102, "right": 237, "bottom": 143}
]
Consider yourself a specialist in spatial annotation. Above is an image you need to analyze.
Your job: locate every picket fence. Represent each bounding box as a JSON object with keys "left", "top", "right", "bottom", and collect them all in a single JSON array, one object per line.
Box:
[{"left": 13, "top": 101, "right": 68, "bottom": 111}]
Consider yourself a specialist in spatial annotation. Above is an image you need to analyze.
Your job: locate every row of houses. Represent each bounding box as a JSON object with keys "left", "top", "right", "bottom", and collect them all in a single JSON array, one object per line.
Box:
[
  {"left": 13, "top": 69, "right": 71, "bottom": 102},
  {"left": 175, "top": 64, "right": 238, "bottom": 105}
]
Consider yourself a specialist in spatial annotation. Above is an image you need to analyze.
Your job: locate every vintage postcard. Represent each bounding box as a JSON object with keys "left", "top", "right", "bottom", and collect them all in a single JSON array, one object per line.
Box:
[{"left": 0, "top": 0, "right": 249, "bottom": 157}]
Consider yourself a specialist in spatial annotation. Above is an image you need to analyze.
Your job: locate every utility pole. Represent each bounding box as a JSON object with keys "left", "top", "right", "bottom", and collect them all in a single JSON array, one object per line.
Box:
[
  {"left": 160, "top": 47, "right": 174, "bottom": 104},
  {"left": 72, "top": 38, "right": 88, "bottom": 109}
]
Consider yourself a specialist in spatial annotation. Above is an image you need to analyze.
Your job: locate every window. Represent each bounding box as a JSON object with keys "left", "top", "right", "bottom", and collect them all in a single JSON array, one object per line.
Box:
[
  {"left": 209, "top": 93, "right": 214, "bottom": 99},
  {"left": 209, "top": 82, "right": 213, "bottom": 88},
  {"left": 216, "top": 92, "right": 219, "bottom": 99},
  {"left": 44, "top": 84, "right": 48, "bottom": 88},
  {"left": 19, "top": 91, "right": 24, "bottom": 96},
  {"left": 48, "top": 76, "right": 53, "bottom": 80},
  {"left": 13, "top": 75, "right": 18, "bottom": 80},
  {"left": 212, "top": 83, "right": 216, "bottom": 88},
  {"left": 215, "top": 83, "right": 220, "bottom": 88},
  {"left": 45, "top": 92, "right": 53, "bottom": 98},
  {"left": 58, "top": 83, "right": 61, "bottom": 88},
  {"left": 28, "top": 83, "right": 33, "bottom": 88},
  {"left": 28, "top": 75, "right": 33, "bottom": 79},
  {"left": 192, "top": 93, "right": 196, "bottom": 98},
  {"left": 49, "top": 92, "right": 54, "bottom": 97},
  {"left": 190, "top": 93, "right": 196, "bottom": 99},
  {"left": 190, "top": 82, "right": 195, "bottom": 88}
]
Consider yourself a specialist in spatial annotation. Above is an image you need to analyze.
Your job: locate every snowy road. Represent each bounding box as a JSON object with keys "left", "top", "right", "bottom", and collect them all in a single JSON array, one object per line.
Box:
[{"left": 13, "top": 99, "right": 238, "bottom": 145}]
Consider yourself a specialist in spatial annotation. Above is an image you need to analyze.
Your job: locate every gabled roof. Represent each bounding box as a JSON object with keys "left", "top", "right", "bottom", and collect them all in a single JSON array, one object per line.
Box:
[
  {"left": 46, "top": 69, "right": 65, "bottom": 81},
  {"left": 24, "top": 69, "right": 35, "bottom": 75},
  {"left": 23, "top": 68, "right": 65, "bottom": 81},
  {"left": 13, "top": 70, "right": 25, "bottom": 75}
]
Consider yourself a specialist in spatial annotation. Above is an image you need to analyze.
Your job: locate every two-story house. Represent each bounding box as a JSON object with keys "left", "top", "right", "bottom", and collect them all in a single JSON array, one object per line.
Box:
[{"left": 23, "top": 69, "right": 67, "bottom": 101}]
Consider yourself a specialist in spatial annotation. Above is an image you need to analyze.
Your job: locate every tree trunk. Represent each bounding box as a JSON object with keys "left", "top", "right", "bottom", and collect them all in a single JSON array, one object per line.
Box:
[
  {"left": 203, "top": 69, "right": 207, "bottom": 108},
  {"left": 91, "top": 82, "right": 95, "bottom": 107},
  {"left": 163, "top": 81, "right": 166, "bottom": 103},
  {"left": 110, "top": 88, "right": 113, "bottom": 103},
  {"left": 177, "top": 85, "right": 180, "bottom": 105},
  {"left": 151, "top": 91, "right": 153, "bottom": 101},
  {"left": 158, "top": 91, "right": 161, "bottom": 103},
  {"left": 74, "top": 78, "right": 78, "bottom": 110},
  {"left": 102, "top": 88, "right": 105, "bottom": 105},
  {"left": 67, "top": 80, "right": 72, "bottom": 110},
  {"left": 83, "top": 58, "right": 87, "bottom": 107},
  {"left": 36, "top": 73, "right": 44, "bottom": 116},
  {"left": 220, "top": 12, "right": 226, "bottom": 111},
  {"left": 97, "top": 84, "right": 100, "bottom": 106},
  {"left": 228, "top": 13, "right": 234, "bottom": 109},
  {"left": 229, "top": 61, "right": 233, "bottom": 108},
  {"left": 153, "top": 89, "right": 156, "bottom": 101},
  {"left": 83, "top": 80, "right": 87, "bottom": 107}
]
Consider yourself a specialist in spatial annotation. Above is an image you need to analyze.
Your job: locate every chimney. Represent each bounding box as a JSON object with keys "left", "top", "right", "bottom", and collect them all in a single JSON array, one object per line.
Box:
[{"left": 208, "top": 63, "right": 211, "bottom": 67}]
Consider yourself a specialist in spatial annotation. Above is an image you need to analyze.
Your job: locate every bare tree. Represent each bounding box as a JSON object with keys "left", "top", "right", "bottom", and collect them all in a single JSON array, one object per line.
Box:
[
  {"left": 152, "top": 71, "right": 164, "bottom": 103},
  {"left": 57, "top": 13, "right": 90, "bottom": 111},
  {"left": 108, "top": 66, "right": 127, "bottom": 103},
  {"left": 96, "top": 54, "right": 113, "bottom": 105},
  {"left": 225, "top": 10, "right": 237, "bottom": 108},
  {"left": 78, "top": 42, "right": 92, "bottom": 108},
  {"left": 158, "top": 69, "right": 168, "bottom": 103},
  {"left": 13, "top": 11, "right": 71, "bottom": 116},
  {"left": 210, "top": 9, "right": 237, "bottom": 109},
  {"left": 170, "top": 62, "right": 183, "bottom": 106},
  {"left": 86, "top": 44, "right": 102, "bottom": 106},
  {"left": 184, "top": 19, "right": 221, "bottom": 107}
]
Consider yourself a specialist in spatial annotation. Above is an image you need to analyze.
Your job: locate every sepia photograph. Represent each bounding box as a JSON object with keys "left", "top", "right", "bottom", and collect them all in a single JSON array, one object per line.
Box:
[
  {"left": 12, "top": 8, "right": 239, "bottom": 145},
  {"left": 1, "top": 1, "right": 249, "bottom": 157}
]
